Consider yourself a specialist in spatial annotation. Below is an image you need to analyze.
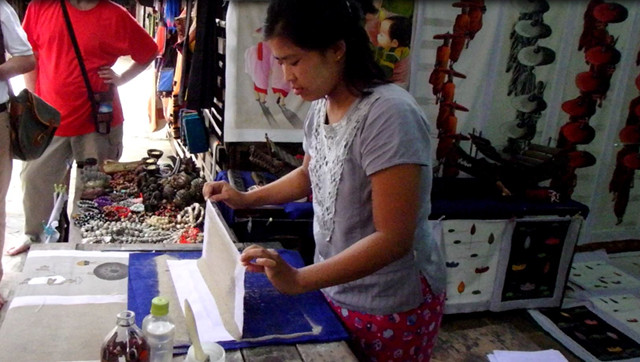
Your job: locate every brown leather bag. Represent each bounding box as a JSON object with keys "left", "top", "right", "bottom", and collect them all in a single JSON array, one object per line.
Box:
[
  {"left": 0, "top": 8, "right": 60, "bottom": 160},
  {"left": 9, "top": 88, "right": 60, "bottom": 161},
  {"left": 8, "top": 88, "right": 61, "bottom": 160}
]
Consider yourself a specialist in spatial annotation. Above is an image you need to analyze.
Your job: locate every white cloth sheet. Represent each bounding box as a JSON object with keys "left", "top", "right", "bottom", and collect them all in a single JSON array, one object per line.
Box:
[{"left": 8, "top": 249, "right": 129, "bottom": 309}]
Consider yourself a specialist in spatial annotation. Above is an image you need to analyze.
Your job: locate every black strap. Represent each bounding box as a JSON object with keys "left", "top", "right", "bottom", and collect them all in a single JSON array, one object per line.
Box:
[{"left": 60, "top": 0, "right": 96, "bottom": 108}]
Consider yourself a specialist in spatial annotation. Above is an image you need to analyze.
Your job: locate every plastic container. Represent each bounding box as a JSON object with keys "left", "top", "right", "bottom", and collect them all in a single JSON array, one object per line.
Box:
[
  {"left": 101, "top": 310, "right": 150, "bottom": 362},
  {"left": 184, "top": 342, "right": 225, "bottom": 362},
  {"left": 142, "top": 297, "right": 176, "bottom": 362}
]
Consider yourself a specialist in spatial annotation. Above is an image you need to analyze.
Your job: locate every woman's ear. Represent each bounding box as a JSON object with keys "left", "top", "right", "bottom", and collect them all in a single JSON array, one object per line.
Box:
[{"left": 331, "top": 40, "right": 347, "bottom": 62}]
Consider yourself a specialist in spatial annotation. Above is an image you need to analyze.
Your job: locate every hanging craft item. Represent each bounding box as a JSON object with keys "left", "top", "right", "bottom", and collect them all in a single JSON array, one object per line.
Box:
[
  {"left": 501, "top": 0, "right": 556, "bottom": 181},
  {"left": 504, "top": 0, "right": 553, "bottom": 157},
  {"left": 432, "top": 0, "right": 486, "bottom": 178},
  {"left": 551, "top": 0, "right": 628, "bottom": 201},
  {"left": 608, "top": 72, "right": 640, "bottom": 224},
  {"left": 506, "top": 0, "right": 553, "bottom": 97},
  {"left": 437, "top": 102, "right": 469, "bottom": 178},
  {"left": 504, "top": 82, "right": 548, "bottom": 143}
]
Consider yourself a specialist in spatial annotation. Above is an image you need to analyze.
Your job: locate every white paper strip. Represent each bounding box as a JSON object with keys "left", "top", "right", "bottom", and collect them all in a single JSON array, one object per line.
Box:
[
  {"left": 9, "top": 294, "right": 127, "bottom": 309},
  {"left": 27, "top": 250, "right": 130, "bottom": 259}
]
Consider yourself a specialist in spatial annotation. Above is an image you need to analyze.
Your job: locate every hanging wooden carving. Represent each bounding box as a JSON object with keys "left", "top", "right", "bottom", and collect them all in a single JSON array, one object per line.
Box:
[
  {"left": 432, "top": 0, "right": 486, "bottom": 178},
  {"left": 609, "top": 71, "right": 640, "bottom": 224},
  {"left": 551, "top": 0, "right": 628, "bottom": 201},
  {"left": 503, "top": 0, "right": 554, "bottom": 155}
]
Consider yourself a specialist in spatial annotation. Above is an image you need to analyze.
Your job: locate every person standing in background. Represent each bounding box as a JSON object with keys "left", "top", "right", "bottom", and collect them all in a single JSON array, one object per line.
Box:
[
  {"left": 0, "top": 0, "right": 36, "bottom": 308},
  {"left": 5, "top": 0, "right": 157, "bottom": 256}
]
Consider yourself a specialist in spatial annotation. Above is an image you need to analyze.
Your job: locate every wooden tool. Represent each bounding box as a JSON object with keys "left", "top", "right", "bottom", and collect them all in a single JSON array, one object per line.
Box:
[{"left": 184, "top": 299, "right": 210, "bottom": 362}]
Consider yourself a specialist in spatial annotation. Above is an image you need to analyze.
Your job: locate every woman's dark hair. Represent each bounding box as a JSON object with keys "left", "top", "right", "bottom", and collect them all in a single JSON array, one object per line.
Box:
[{"left": 264, "top": 0, "right": 388, "bottom": 96}]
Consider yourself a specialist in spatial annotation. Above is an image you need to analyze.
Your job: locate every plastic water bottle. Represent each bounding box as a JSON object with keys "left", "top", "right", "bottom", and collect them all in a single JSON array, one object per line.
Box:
[{"left": 142, "top": 297, "right": 175, "bottom": 362}]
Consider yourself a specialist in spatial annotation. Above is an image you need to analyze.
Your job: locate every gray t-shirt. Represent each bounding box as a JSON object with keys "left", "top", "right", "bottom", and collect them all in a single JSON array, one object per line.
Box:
[{"left": 304, "top": 83, "right": 445, "bottom": 315}]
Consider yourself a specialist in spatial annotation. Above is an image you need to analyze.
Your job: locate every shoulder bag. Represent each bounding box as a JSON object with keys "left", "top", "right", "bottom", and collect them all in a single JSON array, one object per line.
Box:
[{"left": 8, "top": 87, "right": 61, "bottom": 161}]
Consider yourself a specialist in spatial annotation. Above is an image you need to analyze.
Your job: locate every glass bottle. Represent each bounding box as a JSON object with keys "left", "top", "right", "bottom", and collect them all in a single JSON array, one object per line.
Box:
[
  {"left": 142, "top": 296, "right": 176, "bottom": 362},
  {"left": 101, "top": 310, "right": 150, "bottom": 362}
]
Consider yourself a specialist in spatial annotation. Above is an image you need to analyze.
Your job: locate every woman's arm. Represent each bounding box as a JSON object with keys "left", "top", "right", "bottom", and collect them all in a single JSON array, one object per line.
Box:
[
  {"left": 203, "top": 154, "right": 312, "bottom": 209},
  {"left": 241, "top": 163, "right": 422, "bottom": 294},
  {"left": 98, "top": 53, "right": 156, "bottom": 87}
]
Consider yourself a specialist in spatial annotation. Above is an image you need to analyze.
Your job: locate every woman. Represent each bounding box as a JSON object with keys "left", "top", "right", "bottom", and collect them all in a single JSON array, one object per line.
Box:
[{"left": 203, "top": 0, "right": 445, "bottom": 360}]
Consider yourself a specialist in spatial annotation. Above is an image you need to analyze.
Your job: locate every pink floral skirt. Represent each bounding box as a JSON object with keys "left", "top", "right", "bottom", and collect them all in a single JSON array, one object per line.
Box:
[{"left": 326, "top": 277, "right": 445, "bottom": 362}]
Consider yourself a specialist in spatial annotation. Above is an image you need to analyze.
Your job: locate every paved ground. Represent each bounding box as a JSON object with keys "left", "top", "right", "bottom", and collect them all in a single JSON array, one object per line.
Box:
[{"left": 0, "top": 57, "right": 172, "bottom": 323}]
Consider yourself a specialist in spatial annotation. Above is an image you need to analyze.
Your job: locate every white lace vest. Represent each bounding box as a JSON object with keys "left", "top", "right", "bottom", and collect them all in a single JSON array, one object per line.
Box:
[{"left": 307, "top": 94, "right": 380, "bottom": 243}]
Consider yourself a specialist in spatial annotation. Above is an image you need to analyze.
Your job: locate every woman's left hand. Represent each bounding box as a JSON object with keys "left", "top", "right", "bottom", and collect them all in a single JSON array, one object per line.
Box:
[
  {"left": 98, "top": 66, "right": 124, "bottom": 86},
  {"left": 240, "top": 244, "right": 303, "bottom": 295}
]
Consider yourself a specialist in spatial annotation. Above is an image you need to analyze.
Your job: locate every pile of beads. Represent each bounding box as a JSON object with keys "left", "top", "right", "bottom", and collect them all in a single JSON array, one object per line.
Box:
[
  {"left": 80, "top": 220, "right": 179, "bottom": 244},
  {"left": 72, "top": 156, "right": 207, "bottom": 245}
]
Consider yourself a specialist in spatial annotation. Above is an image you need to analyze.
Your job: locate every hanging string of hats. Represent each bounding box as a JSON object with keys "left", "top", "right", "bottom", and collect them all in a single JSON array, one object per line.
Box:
[
  {"left": 503, "top": 0, "right": 553, "bottom": 154},
  {"left": 550, "top": 0, "right": 627, "bottom": 200},
  {"left": 608, "top": 66, "right": 640, "bottom": 224},
  {"left": 430, "top": 0, "right": 486, "bottom": 178}
]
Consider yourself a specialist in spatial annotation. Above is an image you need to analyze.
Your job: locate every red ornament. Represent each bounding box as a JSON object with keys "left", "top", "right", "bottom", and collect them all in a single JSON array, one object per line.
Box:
[
  {"left": 561, "top": 96, "right": 597, "bottom": 118},
  {"left": 593, "top": 3, "right": 628, "bottom": 24},
  {"left": 622, "top": 152, "right": 640, "bottom": 170},
  {"left": 560, "top": 121, "right": 596, "bottom": 144},
  {"left": 619, "top": 125, "right": 640, "bottom": 144}
]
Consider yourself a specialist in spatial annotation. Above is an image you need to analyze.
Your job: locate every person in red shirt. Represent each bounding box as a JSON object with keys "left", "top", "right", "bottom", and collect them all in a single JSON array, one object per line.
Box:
[{"left": 6, "top": 0, "right": 157, "bottom": 256}]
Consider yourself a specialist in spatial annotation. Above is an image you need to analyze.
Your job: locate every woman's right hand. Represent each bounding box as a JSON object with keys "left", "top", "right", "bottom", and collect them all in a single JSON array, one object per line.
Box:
[{"left": 202, "top": 181, "right": 251, "bottom": 209}]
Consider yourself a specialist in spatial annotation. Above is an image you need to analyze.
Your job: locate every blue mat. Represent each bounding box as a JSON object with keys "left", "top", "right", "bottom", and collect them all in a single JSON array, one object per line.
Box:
[{"left": 127, "top": 249, "right": 348, "bottom": 350}]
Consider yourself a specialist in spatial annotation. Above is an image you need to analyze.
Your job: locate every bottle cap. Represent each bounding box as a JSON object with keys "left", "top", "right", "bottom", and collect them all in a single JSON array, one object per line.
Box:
[{"left": 150, "top": 296, "right": 169, "bottom": 316}]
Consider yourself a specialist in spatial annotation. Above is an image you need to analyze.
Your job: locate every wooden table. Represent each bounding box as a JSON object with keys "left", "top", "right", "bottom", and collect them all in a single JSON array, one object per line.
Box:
[{"left": 0, "top": 242, "right": 356, "bottom": 362}]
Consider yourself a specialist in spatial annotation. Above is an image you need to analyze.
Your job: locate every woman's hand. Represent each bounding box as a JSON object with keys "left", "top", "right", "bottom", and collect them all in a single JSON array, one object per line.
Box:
[
  {"left": 202, "top": 181, "right": 251, "bottom": 209},
  {"left": 240, "top": 245, "right": 303, "bottom": 295}
]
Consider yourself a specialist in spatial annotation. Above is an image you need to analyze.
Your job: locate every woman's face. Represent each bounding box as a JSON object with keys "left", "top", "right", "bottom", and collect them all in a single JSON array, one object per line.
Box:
[{"left": 268, "top": 36, "right": 343, "bottom": 102}]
